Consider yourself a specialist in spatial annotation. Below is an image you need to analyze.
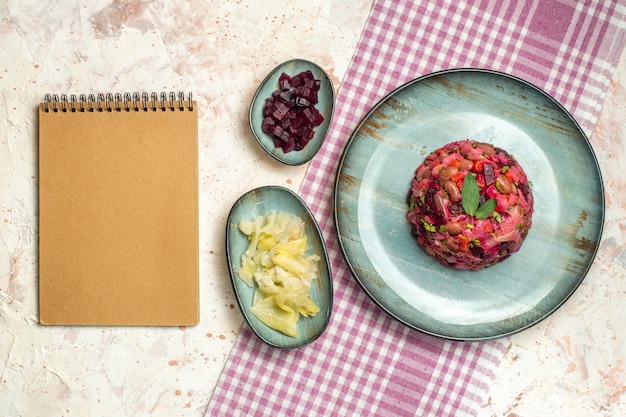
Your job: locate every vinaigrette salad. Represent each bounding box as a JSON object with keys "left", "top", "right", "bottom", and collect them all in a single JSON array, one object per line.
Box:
[{"left": 406, "top": 139, "right": 534, "bottom": 270}]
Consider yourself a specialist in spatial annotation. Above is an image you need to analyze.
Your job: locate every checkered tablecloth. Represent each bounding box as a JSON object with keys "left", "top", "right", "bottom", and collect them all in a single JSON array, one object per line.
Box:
[{"left": 206, "top": 1, "right": 626, "bottom": 416}]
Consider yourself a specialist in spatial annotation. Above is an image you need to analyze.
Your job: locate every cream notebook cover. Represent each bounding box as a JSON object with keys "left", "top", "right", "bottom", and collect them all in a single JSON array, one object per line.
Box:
[{"left": 38, "top": 92, "right": 199, "bottom": 326}]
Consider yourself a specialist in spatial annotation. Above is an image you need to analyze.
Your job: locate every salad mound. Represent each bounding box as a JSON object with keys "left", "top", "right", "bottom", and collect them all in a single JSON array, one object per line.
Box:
[{"left": 406, "top": 139, "right": 534, "bottom": 270}]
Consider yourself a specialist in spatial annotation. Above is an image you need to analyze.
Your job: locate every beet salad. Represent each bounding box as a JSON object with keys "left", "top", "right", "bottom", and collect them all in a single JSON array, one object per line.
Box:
[{"left": 406, "top": 139, "right": 534, "bottom": 270}]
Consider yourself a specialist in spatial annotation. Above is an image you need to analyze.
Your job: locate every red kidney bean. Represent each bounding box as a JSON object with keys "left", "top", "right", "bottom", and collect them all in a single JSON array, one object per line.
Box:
[
  {"left": 443, "top": 222, "right": 463, "bottom": 235},
  {"left": 496, "top": 175, "right": 513, "bottom": 194},
  {"left": 439, "top": 166, "right": 459, "bottom": 181},
  {"left": 434, "top": 193, "right": 446, "bottom": 214},
  {"left": 475, "top": 142, "right": 496, "bottom": 156},
  {"left": 444, "top": 180, "right": 461, "bottom": 203},
  {"left": 417, "top": 167, "right": 432, "bottom": 181},
  {"left": 459, "top": 159, "right": 473, "bottom": 171}
]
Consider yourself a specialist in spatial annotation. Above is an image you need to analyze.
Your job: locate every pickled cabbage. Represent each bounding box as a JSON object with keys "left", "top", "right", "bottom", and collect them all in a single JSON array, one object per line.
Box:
[{"left": 238, "top": 212, "right": 320, "bottom": 338}]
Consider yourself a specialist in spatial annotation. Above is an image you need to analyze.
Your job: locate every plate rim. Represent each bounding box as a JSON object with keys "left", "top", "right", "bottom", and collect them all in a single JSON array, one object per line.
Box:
[{"left": 332, "top": 67, "right": 605, "bottom": 341}]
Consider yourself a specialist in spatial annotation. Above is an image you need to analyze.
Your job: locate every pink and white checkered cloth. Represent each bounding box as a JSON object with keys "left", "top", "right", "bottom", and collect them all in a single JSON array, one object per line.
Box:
[{"left": 206, "top": 1, "right": 626, "bottom": 416}]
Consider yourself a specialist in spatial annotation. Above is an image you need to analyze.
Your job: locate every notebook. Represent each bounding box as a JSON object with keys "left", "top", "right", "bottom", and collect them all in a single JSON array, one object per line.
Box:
[{"left": 38, "top": 92, "right": 199, "bottom": 326}]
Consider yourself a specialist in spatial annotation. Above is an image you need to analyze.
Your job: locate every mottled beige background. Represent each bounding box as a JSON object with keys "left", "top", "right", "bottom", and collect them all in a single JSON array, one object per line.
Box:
[{"left": 1, "top": 1, "right": 625, "bottom": 416}]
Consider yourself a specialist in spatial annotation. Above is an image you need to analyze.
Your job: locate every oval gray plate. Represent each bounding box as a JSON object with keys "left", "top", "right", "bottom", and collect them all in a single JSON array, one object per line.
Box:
[
  {"left": 334, "top": 68, "right": 604, "bottom": 341},
  {"left": 226, "top": 186, "right": 333, "bottom": 348},
  {"left": 249, "top": 58, "right": 335, "bottom": 166}
]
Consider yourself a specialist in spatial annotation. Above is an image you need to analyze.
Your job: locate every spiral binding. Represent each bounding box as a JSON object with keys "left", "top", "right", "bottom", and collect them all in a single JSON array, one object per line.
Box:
[{"left": 42, "top": 91, "right": 194, "bottom": 113}]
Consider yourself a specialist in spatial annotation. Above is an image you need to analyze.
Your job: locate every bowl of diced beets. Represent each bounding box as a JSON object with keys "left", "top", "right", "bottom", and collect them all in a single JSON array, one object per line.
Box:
[{"left": 249, "top": 59, "right": 335, "bottom": 166}]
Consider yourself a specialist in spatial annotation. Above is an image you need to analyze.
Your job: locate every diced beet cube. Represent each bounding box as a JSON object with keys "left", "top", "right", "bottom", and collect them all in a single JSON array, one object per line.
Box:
[
  {"left": 290, "top": 74, "right": 303, "bottom": 87},
  {"left": 303, "top": 106, "right": 315, "bottom": 123},
  {"left": 273, "top": 125, "right": 284, "bottom": 140},
  {"left": 272, "top": 102, "right": 289, "bottom": 120},
  {"left": 291, "top": 115, "right": 304, "bottom": 129},
  {"left": 279, "top": 90, "right": 294, "bottom": 102},
  {"left": 296, "top": 132, "right": 306, "bottom": 144},
  {"left": 313, "top": 111, "right": 324, "bottom": 126},
  {"left": 301, "top": 87, "right": 312, "bottom": 100},
  {"left": 303, "top": 128, "right": 314, "bottom": 141},
  {"left": 295, "top": 96, "right": 310, "bottom": 107},
  {"left": 281, "top": 138, "right": 295, "bottom": 153},
  {"left": 280, "top": 117, "right": 292, "bottom": 129},
  {"left": 262, "top": 116, "right": 275, "bottom": 133},
  {"left": 484, "top": 163, "right": 496, "bottom": 186},
  {"left": 279, "top": 72, "right": 291, "bottom": 90}
]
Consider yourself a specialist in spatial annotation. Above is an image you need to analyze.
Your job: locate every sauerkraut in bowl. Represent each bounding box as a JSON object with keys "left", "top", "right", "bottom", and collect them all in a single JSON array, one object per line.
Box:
[{"left": 406, "top": 139, "right": 534, "bottom": 270}]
